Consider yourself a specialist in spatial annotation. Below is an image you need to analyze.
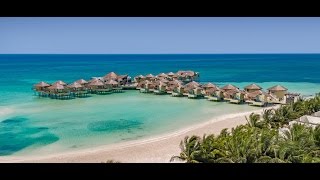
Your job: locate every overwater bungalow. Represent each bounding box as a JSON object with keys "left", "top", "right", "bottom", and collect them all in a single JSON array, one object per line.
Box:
[
  {"left": 67, "top": 82, "right": 88, "bottom": 97},
  {"left": 201, "top": 83, "right": 223, "bottom": 101},
  {"left": 166, "top": 79, "right": 183, "bottom": 94},
  {"left": 267, "top": 85, "right": 288, "bottom": 103},
  {"left": 154, "top": 82, "right": 167, "bottom": 95},
  {"left": 47, "top": 83, "right": 72, "bottom": 99},
  {"left": 33, "top": 81, "right": 51, "bottom": 96},
  {"left": 136, "top": 80, "right": 146, "bottom": 90},
  {"left": 106, "top": 79, "right": 123, "bottom": 92},
  {"left": 145, "top": 74, "right": 154, "bottom": 81},
  {"left": 245, "top": 90, "right": 271, "bottom": 107},
  {"left": 188, "top": 87, "right": 203, "bottom": 99},
  {"left": 172, "top": 85, "right": 185, "bottom": 97},
  {"left": 134, "top": 75, "right": 145, "bottom": 83},
  {"left": 183, "top": 81, "right": 201, "bottom": 96},
  {"left": 207, "top": 88, "right": 224, "bottom": 101},
  {"left": 244, "top": 83, "right": 262, "bottom": 93},
  {"left": 88, "top": 79, "right": 111, "bottom": 94},
  {"left": 201, "top": 83, "right": 218, "bottom": 97},
  {"left": 140, "top": 80, "right": 154, "bottom": 93},
  {"left": 229, "top": 90, "right": 246, "bottom": 104}
]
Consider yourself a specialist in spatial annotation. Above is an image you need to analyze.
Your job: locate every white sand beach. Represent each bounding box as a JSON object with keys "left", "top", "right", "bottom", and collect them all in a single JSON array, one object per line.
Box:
[{"left": 0, "top": 106, "right": 278, "bottom": 163}]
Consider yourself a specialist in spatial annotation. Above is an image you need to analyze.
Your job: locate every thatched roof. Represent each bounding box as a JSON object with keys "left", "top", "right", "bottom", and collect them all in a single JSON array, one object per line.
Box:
[
  {"left": 202, "top": 83, "right": 217, "bottom": 88},
  {"left": 104, "top": 72, "right": 118, "bottom": 80},
  {"left": 204, "top": 88, "right": 216, "bottom": 94},
  {"left": 76, "top": 79, "right": 88, "bottom": 85},
  {"left": 48, "top": 83, "right": 65, "bottom": 90},
  {"left": 145, "top": 80, "right": 153, "bottom": 85},
  {"left": 68, "top": 82, "right": 83, "bottom": 88},
  {"left": 176, "top": 70, "right": 195, "bottom": 76},
  {"left": 160, "top": 78, "right": 169, "bottom": 83},
  {"left": 135, "top": 75, "right": 145, "bottom": 79},
  {"left": 34, "top": 81, "right": 50, "bottom": 87},
  {"left": 117, "top": 75, "right": 128, "bottom": 79},
  {"left": 244, "top": 83, "right": 262, "bottom": 90},
  {"left": 223, "top": 89, "right": 241, "bottom": 96},
  {"left": 145, "top": 74, "right": 154, "bottom": 78},
  {"left": 105, "top": 79, "right": 119, "bottom": 85},
  {"left": 221, "top": 84, "right": 238, "bottom": 91},
  {"left": 167, "top": 72, "right": 175, "bottom": 76},
  {"left": 157, "top": 73, "right": 168, "bottom": 78},
  {"left": 185, "top": 81, "right": 201, "bottom": 88},
  {"left": 267, "top": 85, "right": 288, "bottom": 91},
  {"left": 247, "top": 90, "right": 271, "bottom": 99},
  {"left": 54, "top": 80, "right": 67, "bottom": 85},
  {"left": 88, "top": 80, "right": 104, "bottom": 86}
]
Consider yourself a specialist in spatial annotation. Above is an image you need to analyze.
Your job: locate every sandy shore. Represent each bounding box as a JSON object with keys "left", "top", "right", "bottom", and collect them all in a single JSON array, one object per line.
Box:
[{"left": 0, "top": 106, "right": 277, "bottom": 163}]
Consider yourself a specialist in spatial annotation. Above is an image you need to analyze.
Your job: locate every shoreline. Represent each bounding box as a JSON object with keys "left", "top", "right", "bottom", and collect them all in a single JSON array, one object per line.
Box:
[{"left": 0, "top": 105, "right": 278, "bottom": 163}]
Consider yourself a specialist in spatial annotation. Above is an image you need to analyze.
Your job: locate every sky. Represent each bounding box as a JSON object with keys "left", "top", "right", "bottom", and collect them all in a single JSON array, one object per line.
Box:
[{"left": 0, "top": 17, "right": 320, "bottom": 54}]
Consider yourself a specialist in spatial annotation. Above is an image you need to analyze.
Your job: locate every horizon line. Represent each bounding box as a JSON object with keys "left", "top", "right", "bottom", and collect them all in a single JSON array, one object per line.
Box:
[{"left": 1, "top": 53, "right": 320, "bottom": 55}]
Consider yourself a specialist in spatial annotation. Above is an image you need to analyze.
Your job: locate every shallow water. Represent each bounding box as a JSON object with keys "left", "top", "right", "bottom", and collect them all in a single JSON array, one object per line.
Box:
[{"left": 0, "top": 54, "right": 320, "bottom": 156}]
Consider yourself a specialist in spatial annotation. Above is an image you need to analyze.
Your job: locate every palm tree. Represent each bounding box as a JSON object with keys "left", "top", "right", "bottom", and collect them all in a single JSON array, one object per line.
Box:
[
  {"left": 170, "top": 135, "right": 201, "bottom": 163},
  {"left": 246, "top": 113, "right": 266, "bottom": 129}
]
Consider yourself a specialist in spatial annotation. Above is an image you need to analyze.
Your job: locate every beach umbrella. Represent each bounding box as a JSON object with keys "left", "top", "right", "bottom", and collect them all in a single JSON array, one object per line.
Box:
[{"left": 34, "top": 81, "right": 50, "bottom": 88}]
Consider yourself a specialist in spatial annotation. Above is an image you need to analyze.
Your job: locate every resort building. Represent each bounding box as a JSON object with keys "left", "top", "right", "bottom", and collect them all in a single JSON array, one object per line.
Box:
[{"left": 267, "top": 85, "right": 290, "bottom": 104}]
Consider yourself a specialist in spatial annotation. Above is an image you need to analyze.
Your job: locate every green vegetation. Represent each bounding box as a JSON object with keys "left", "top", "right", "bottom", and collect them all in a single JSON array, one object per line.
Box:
[{"left": 171, "top": 94, "right": 320, "bottom": 163}]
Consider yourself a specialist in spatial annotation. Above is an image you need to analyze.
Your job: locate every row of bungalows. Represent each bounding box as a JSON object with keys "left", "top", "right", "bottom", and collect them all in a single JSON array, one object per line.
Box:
[
  {"left": 33, "top": 72, "right": 131, "bottom": 99},
  {"left": 134, "top": 70, "right": 200, "bottom": 84},
  {"left": 134, "top": 75, "right": 300, "bottom": 106},
  {"left": 33, "top": 80, "right": 89, "bottom": 99}
]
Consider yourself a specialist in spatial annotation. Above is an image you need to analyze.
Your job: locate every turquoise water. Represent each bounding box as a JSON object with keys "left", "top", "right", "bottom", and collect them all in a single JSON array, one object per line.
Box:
[{"left": 1, "top": 54, "right": 320, "bottom": 156}]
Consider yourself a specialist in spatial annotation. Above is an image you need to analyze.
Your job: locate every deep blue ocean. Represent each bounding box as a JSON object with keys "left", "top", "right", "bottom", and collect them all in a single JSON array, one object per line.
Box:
[{"left": 1, "top": 54, "right": 320, "bottom": 83}]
